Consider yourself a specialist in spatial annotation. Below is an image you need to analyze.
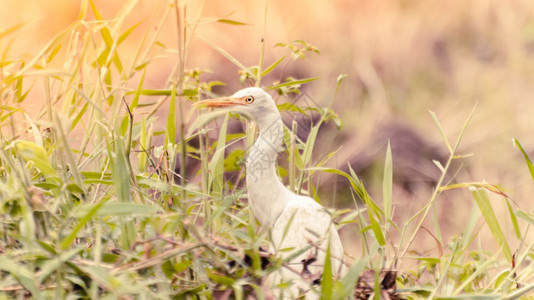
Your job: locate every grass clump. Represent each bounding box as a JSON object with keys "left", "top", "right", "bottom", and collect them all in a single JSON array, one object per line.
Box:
[{"left": 1, "top": 1, "right": 534, "bottom": 299}]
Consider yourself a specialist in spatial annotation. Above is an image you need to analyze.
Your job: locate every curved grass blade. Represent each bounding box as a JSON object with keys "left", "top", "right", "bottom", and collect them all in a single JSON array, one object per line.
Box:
[{"left": 471, "top": 188, "right": 512, "bottom": 261}]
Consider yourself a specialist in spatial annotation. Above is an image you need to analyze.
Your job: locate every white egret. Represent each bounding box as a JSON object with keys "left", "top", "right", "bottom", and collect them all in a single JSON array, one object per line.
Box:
[{"left": 195, "top": 87, "right": 346, "bottom": 298}]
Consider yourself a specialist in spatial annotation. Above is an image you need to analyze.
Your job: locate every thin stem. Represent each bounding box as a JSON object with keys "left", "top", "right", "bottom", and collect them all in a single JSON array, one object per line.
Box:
[
  {"left": 289, "top": 120, "right": 297, "bottom": 192},
  {"left": 174, "top": 0, "right": 187, "bottom": 203}
]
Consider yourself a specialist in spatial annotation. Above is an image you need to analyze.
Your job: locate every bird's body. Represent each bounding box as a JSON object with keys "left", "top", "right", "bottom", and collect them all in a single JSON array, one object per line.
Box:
[{"left": 195, "top": 87, "right": 346, "bottom": 298}]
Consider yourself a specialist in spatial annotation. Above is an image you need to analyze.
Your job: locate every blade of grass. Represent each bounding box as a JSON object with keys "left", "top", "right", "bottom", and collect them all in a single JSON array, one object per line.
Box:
[
  {"left": 138, "top": 116, "right": 148, "bottom": 172},
  {"left": 261, "top": 56, "right": 285, "bottom": 78},
  {"left": 37, "top": 245, "right": 85, "bottom": 284},
  {"left": 165, "top": 83, "right": 176, "bottom": 146},
  {"left": 398, "top": 106, "right": 476, "bottom": 259},
  {"left": 60, "top": 200, "right": 106, "bottom": 250},
  {"left": 514, "top": 138, "right": 534, "bottom": 181},
  {"left": 383, "top": 140, "right": 393, "bottom": 231},
  {"left": 196, "top": 34, "right": 249, "bottom": 73},
  {"left": 0, "top": 256, "right": 42, "bottom": 299},
  {"left": 320, "top": 243, "right": 333, "bottom": 300},
  {"left": 267, "top": 77, "right": 319, "bottom": 91},
  {"left": 208, "top": 114, "right": 229, "bottom": 196},
  {"left": 429, "top": 111, "right": 452, "bottom": 154},
  {"left": 471, "top": 188, "right": 512, "bottom": 261},
  {"left": 506, "top": 198, "right": 521, "bottom": 239}
]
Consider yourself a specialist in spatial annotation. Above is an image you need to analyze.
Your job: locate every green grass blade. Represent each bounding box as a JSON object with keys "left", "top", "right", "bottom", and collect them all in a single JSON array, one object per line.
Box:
[
  {"left": 16, "top": 141, "right": 59, "bottom": 180},
  {"left": 216, "top": 19, "right": 249, "bottom": 26},
  {"left": 348, "top": 166, "right": 385, "bottom": 246},
  {"left": 72, "top": 202, "right": 161, "bottom": 217},
  {"left": 506, "top": 198, "right": 521, "bottom": 239},
  {"left": 302, "top": 125, "right": 319, "bottom": 166},
  {"left": 138, "top": 116, "right": 148, "bottom": 172},
  {"left": 188, "top": 108, "right": 235, "bottom": 134},
  {"left": 336, "top": 257, "right": 368, "bottom": 299},
  {"left": 0, "top": 22, "right": 25, "bottom": 40},
  {"left": 111, "top": 136, "right": 131, "bottom": 202},
  {"left": 37, "top": 245, "right": 85, "bottom": 284},
  {"left": 197, "top": 34, "right": 249, "bottom": 72},
  {"left": 267, "top": 77, "right": 319, "bottom": 91},
  {"left": 453, "top": 104, "right": 477, "bottom": 151},
  {"left": 130, "top": 68, "right": 147, "bottom": 111},
  {"left": 208, "top": 114, "right": 229, "bottom": 196},
  {"left": 516, "top": 210, "right": 534, "bottom": 225},
  {"left": 471, "top": 188, "right": 512, "bottom": 261},
  {"left": 429, "top": 111, "right": 452, "bottom": 154},
  {"left": 165, "top": 84, "right": 177, "bottom": 146},
  {"left": 501, "top": 282, "right": 534, "bottom": 300},
  {"left": 0, "top": 256, "right": 42, "bottom": 299},
  {"left": 320, "top": 243, "right": 333, "bottom": 299},
  {"left": 70, "top": 101, "right": 89, "bottom": 131},
  {"left": 261, "top": 56, "right": 285, "bottom": 77},
  {"left": 117, "top": 20, "right": 143, "bottom": 45},
  {"left": 60, "top": 200, "right": 106, "bottom": 250},
  {"left": 383, "top": 140, "right": 393, "bottom": 228},
  {"left": 513, "top": 138, "right": 534, "bottom": 182}
]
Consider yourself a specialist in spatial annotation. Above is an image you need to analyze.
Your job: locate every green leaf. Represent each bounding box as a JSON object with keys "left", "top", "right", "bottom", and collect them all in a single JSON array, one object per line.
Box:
[
  {"left": 514, "top": 139, "right": 534, "bottom": 182},
  {"left": 302, "top": 125, "right": 319, "bottom": 165},
  {"left": 130, "top": 68, "right": 146, "bottom": 111},
  {"left": 72, "top": 202, "right": 161, "bottom": 218},
  {"left": 277, "top": 102, "right": 307, "bottom": 114},
  {"left": 0, "top": 22, "right": 25, "bottom": 40},
  {"left": 261, "top": 56, "right": 285, "bottom": 77},
  {"left": 336, "top": 257, "right": 368, "bottom": 299},
  {"left": 209, "top": 114, "right": 229, "bottom": 195},
  {"left": 224, "top": 149, "right": 245, "bottom": 172},
  {"left": 267, "top": 77, "right": 319, "bottom": 91},
  {"left": 471, "top": 188, "right": 512, "bottom": 261},
  {"left": 138, "top": 116, "right": 149, "bottom": 172},
  {"left": 429, "top": 111, "right": 452, "bottom": 154},
  {"left": 207, "top": 193, "right": 241, "bottom": 224},
  {"left": 348, "top": 166, "right": 385, "bottom": 245},
  {"left": 307, "top": 166, "right": 385, "bottom": 245},
  {"left": 78, "top": 265, "right": 119, "bottom": 291},
  {"left": 493, "top": 270, "right": 511, "bottom": 289},
  {"left": 516, "top": 210, "right": 534, "bottom": 225},
  {"left": 166, "top": 84, "right": 176, "bottom": 145},
  {"left": 16, "top": 141, "right": 59, "bottom": 180},
  {"left": 383, "top": 141, "right": 393, "bottom": 226},
  {"left": 0, "top": 256, "right": 42, "bottom": 299},
  {"left": 208, "top": 272, "right": 235, "bottom": 286},
  {"left": 189, "top": 108, "right": 249, "bottom": 135},
  {"left": 137, "top": 176, "right": 206, "bottom": 198},
  {"left": 46, "top": 43, "right": 62, "bottom": 63},
  {"left": 292, "top": 143, "right": 305, "bottom": 170},
  {"left": 37, "top": 245, "right": 85, "bottom": 284},
  {"left": 70, "top": 101, "right": 89, "bottom": 131},
  {"left": 61, "top": 200, "right": 106, "bottom": 250},
  {"left": 129, "top": 89, "right": 173, "bottom": 96},
  {"left": 117, "top": 20, "right": 142, "bottom": 45},
  {"left": 197, "top": 35, "right": 250, "bottom": 73},
  {"left": 506, "top": 198, "right": 521, "bottom": 239},
  {"left": 320, "top": 243, "right": 333, "bottom": 299},
  {"left": 111, "top": 136, "right": 130, "bottom": 202},
  {"left": 216, "top": 19, "right": 249, "bottom": 26}
]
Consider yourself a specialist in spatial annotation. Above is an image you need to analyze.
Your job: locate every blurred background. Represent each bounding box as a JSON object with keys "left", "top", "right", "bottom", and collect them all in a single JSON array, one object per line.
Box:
[{"left": 2, "top": 0, "right": 534, "bottom": 259}]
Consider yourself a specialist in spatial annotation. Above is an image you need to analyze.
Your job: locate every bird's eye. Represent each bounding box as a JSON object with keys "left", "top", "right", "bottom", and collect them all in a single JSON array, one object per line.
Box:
[{"left": 245, "top": 96, "right": 254, "bottom": 103}]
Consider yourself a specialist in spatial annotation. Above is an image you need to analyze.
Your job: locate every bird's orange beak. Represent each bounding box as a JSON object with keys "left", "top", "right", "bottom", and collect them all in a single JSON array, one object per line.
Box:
[{"left": 193, "top": 97, "right": 245, "bottom": 108}]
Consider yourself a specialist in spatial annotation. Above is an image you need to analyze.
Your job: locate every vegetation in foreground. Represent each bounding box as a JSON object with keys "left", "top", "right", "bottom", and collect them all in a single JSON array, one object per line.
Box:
[{"left": 1, "top": 1, "right": 534, "bottom": 299}]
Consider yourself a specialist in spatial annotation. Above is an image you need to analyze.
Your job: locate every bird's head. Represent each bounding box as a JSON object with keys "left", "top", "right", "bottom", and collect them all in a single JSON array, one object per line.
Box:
[{"left": 193, "top": 87, "right": 279, "bottom": 124}]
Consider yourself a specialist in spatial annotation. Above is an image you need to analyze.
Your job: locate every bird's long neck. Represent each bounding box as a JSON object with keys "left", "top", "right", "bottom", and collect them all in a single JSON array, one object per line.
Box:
[{"left": 246, "top": 114, "right": 290, "bottom": 227}]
